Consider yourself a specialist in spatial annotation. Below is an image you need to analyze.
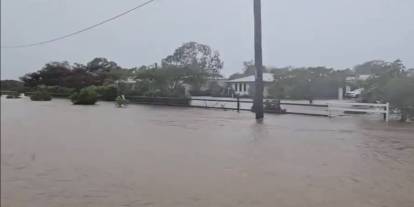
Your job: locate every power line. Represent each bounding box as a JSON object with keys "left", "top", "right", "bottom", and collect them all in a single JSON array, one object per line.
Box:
[{"left": 1, "top": 0, "right": 157, "bottom": 49}]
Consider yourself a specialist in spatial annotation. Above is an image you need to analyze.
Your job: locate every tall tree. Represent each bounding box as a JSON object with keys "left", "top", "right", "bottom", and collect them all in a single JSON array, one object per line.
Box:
[
  {"left": 162, "top": 42, "right": 224, "bottom": 77},
  {"left": 20, "top": 62, "right": 72, "bottom": 87},
  {"left": 86, "top": 57, "right": 121, "bottom": 73},
  {"left": 382, "top": 76, "right": 414, "bottom": 121}
]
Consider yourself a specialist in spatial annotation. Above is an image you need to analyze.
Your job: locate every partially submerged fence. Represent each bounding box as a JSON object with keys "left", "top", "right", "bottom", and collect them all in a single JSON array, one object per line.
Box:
[
  {"left": 127, "top": 96, "right": 330, "bottom": 117},
  {"left": 126, "top": 96, "right": 390, "bottom": 120},
  {"left": 328, "top": 102, "right": 390, "bottom": 122}
]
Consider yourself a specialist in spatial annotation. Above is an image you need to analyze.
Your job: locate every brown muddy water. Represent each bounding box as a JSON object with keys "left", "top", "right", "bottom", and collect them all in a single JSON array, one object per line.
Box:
[{"left": 1, "top": 97, "right": 414, "bottom": 207}]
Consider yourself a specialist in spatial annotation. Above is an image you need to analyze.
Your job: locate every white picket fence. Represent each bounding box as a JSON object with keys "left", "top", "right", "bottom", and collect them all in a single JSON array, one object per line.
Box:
[{"left": 328, "top": 102, "right": 390, "bottom": 122}]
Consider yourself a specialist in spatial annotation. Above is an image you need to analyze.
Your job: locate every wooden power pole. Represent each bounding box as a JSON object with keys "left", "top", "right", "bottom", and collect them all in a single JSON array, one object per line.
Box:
[{"left": 254, "top": 0, "right": 264, "bottom": 120}]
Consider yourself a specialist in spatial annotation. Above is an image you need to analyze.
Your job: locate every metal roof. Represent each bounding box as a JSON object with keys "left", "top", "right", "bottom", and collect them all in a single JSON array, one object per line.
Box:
[{"left": 227, "top": 73, "right": 274, "bottom": 83}]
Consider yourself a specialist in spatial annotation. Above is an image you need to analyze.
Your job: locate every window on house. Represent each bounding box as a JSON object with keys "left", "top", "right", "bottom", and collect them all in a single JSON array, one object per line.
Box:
[
  {"left": 244, "top": 83, "right": 247, "bottom": 92},
  {"left": 239, "top": 83, "right": 243, "bottom": 92},
  {"left": 234, "top": 83, "right": 238, "bottom": 91}
]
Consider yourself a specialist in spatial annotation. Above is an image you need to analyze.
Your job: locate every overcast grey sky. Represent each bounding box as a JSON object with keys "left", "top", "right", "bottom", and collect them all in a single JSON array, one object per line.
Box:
[{"left": 1, "top": 0, "right": 413, "bottom": 79}]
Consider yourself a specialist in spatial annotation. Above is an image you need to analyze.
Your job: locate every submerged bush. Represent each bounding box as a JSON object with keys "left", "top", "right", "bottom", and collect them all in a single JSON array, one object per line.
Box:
[
  {"left": 70, "top": 86, "right": 98, "bottom": 105},
  {"left": 5, "top": 91, "right": 21, "bottom": 99},
  {"left": 97, "top": 85, "right": 118, "bottom": 101},
  {"left": 30, "top": 90, "right": 52, "bottom": 101}
]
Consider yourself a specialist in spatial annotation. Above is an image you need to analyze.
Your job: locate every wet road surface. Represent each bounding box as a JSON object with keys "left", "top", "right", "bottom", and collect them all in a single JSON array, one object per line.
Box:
[{"left": 2, "top": 97, "right": 414, "bottom": 207}]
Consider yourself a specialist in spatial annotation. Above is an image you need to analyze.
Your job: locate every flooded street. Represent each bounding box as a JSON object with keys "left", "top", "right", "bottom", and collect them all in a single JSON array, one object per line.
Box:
[{"left": 2, "top": 97, "right": 414, "bottom": 207}]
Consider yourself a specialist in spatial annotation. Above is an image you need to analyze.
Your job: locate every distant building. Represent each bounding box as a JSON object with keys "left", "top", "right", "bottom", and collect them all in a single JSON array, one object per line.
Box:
[{"left": 226, "top": 73, "right": 274, "bottom": 97}]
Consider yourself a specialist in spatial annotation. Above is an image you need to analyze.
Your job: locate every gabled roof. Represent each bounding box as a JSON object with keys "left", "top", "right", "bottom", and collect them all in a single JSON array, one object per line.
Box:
[{"left": 227, "top": 73, "right": 274, "bottom": 83}]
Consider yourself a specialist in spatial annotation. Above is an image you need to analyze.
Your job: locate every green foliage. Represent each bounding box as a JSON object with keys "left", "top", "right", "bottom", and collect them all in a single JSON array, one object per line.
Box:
[
  {"left": 20, "top": 58, "right": 133, "bottom": 90},
  {"left": 263, "top": 100, "right": 286, "bottom": 113},
  {"left": 135, "top": 66, "right": 207, "bottom": 97},
  {"left": 382, "top": 76, "right": 414, "bottom": 121},
  {"left": 96, "top": 85, "right": 118, "bottom": 101},
  {"left": 354, "top": 59, "right": 405, "bottom": 75},
  {"left": 1, "top": 80, "right": 25, "bottom": 93},
  {"left": 208, "top": 81, "right": 226, "bottom": 97},
  {"left": 268, "top": 67, "right": 346, "bottom": 100},
  {"left": 70, "top": 86, "right": 98, "bottom": 105},
  {"left": 189, "top": 81, "right": 225, "bottom": 97},
  {"left": 359, "top": 59, "right": 413, "bottom": 121},
  {"left": 162, "top": 42, "right": 224, "bottom": 77},
  {"left": 30, "top": 90, "right": 52, "bottom": 101},
  {"left": 5, "top": 91, "right": 21, "bottom": 99}
]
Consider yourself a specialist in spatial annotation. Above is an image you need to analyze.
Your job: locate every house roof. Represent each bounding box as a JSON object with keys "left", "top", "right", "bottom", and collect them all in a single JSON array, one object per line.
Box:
[{"left": 227, "top": 73, "right": 274, "bottom": 83}]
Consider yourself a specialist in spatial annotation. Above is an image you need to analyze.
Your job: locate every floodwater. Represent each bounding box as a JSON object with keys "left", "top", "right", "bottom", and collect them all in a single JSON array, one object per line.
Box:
[
  {"left": 1, "top": 97, "right": 414, "bottom": 207},
  {"left": 190, "top": 97, "right": 356, "bottom": 115}
]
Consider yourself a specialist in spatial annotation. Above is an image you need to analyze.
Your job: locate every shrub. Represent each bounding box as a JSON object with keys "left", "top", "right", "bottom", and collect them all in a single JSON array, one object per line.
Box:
[
  {"left": 5, "top": 91, "right": 21, "bottom": 99},
  {"left": 382, "top": 76, "right": 414, "bottom": 121},
  {"left": 30, "top": 90, "right": 52, "bottom": 101},
  {"left": 46, "top": 86, "right": 75, "bottom": 97},
  {"left": 263, "top": 99, "right": 286, "bottom": 113},
  {"left": 70, "top": 86, "right": 98, "bottom": 105},
  {"left": 96, "top": 85, "right": 118, "bottom": 101},
  {"left": 1, "top": 80, "right": 25, "bottom": 93}
]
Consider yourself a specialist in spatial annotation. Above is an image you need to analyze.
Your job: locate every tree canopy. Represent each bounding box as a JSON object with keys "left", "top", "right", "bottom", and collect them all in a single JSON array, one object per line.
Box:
[
  {"left": 268, "top": 66, "right": 347, "bottom": 101},
  {"left": 20, "top": 58, "right": 131, "bottom": 89},
  {"left": 162, "top": 42, "right": 223, "bottom": 77}
]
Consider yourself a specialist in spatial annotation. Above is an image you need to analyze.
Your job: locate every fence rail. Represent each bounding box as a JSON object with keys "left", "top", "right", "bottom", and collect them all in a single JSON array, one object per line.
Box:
[
  {"left": 126, "top": 96, "right": 330, "bottom": 116},
  {"left": 328, "top": 102, "right": 389, "bottom": 122}
]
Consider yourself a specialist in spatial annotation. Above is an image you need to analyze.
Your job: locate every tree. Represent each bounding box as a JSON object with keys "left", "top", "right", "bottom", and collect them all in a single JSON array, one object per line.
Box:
[
  {"left": 162, "top": 42, "right": 224, "bottom": 77},
  {"left": 354, "top": 59, "right": 406, "bottom": 75},
  {"left": 267, "top": 66, "right": 346, "bottom": 102},
  {"left": 86, "top": 57, "right": 121, "bottom": 73},
  {"left": 20, "top": 58, "right": 130, "bottom": 90},
  {"left": 387, "top": 77, "right": 414, "bottom": 121},
  {"left": 86, "top": 58, "right": 128, "bottom": 84},
  {"left": 242, "top": 60, "right": 257, "bottom": 76},
  {"left": 361, "top": 59, "right": 407, "bottom": 103},
  {"left": 20, "top": 61, "right": 72, "bottom": 87},
  {"left": 359, "top": 60, "right": 413, "bottom": 121},
  {"left": 1, "top": 80, "right": 24, "bottom": 92},
  {"left": 383, "top": 76, "right": 414, "bottom": 121},
  {"left": 63, "top": 67, "right": 98, "bottom": 89},
  {"left": 134, "top": 66, "right": 208, "bottom": 97}
]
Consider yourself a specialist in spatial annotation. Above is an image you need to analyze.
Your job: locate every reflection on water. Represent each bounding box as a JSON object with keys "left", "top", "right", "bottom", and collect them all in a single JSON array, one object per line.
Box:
[{"left": 1, "top": 97, "right": 414, "bottom": 207}]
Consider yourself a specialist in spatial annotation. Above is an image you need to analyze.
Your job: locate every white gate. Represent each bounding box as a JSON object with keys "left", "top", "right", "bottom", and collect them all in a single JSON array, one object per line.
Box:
[{"left": 328, "top": 102, "right": 390, "bottom": 122}]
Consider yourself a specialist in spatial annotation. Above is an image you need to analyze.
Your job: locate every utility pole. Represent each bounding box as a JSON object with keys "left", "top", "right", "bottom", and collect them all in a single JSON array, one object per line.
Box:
[{"left": 254, "top": 0, "right": 264, "bottom": 120}]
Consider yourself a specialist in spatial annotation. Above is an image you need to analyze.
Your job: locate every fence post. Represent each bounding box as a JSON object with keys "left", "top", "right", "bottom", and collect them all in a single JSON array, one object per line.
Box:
[
  {"left": 385, "top": 103, "right": 389, "bottom": 122},
  {"left": 237, "top": 97, "right": 240, "bottom": 112},
  {"left": 327, "top": 103, "right": 332, "bottom": 118}
]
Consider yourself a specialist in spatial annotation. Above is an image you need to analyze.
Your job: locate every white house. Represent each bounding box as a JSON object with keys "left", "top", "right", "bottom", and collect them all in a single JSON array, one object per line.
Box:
[{"left": 226, "top": 73, "right": 274, "bottom": 97}]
